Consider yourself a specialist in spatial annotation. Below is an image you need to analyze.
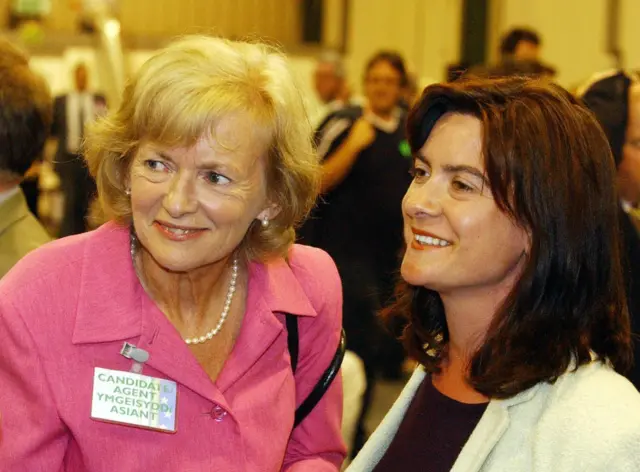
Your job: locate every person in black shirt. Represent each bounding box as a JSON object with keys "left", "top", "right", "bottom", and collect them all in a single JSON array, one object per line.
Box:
[
  {"left": 299, "top": 51, "right": 412, "bottom": 456},
  {"left": 580, "top": 71, "right": 640, "bottom": 389}
]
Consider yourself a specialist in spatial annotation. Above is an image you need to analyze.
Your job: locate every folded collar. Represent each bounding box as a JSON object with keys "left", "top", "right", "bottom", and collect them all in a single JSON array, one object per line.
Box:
[{"left": 72, "top": 222, "right": 317, "bottom": 345}]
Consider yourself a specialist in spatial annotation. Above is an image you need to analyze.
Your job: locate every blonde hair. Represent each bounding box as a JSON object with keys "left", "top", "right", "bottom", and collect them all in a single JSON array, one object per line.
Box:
[{"left": 85, "top": 36, "right": 320, "bottom": 261}]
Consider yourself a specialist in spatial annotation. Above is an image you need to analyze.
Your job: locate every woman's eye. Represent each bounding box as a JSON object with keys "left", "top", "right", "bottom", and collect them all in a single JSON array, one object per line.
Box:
[
  {"left": 144, "top": 159, "right": 169, "bottom": 172},
  {"left": 409, "top": 164, "right": 430, "bottom": 181},
  {"left": 452, "top": 180, "right": 474, "bottom": 192},
  {"left": 205, "top": 172, "right": 231, "bottom": 185}
]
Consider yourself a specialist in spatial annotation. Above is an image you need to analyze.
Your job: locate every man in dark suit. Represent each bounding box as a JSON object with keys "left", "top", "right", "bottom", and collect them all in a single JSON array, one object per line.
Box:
[
  {"left": 581, "top": 71, "right": 640, "bottom": 389},
  {"left": 51, "top": 63, "right": 106, "bottom": 237}
]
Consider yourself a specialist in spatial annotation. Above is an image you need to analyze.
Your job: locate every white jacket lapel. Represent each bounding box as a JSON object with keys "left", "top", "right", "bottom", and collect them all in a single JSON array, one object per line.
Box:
[
  {"left": 451, "top": 384, "right": 540, "bottom": 472},
  {"left": 347, "top": 368, "right": 427, "bottom": 471}
]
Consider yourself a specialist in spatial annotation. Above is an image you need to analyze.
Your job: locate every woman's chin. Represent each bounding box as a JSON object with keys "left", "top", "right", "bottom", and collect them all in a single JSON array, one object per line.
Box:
[
  {"left": 144, "top": 250, "right": 200, "bottom": 274},
  {"left": 400, "top": 260, "right": 426, "bottom": 287}
]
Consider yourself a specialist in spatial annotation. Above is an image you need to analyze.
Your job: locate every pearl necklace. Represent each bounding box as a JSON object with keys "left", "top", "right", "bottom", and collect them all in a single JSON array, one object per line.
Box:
[{"left": 130, "top": 231, "right": 239, "bottom": 345}]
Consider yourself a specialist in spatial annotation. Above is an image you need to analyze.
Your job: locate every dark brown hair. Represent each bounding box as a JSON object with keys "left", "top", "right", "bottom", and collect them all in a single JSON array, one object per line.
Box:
[
  {"left": 364, "top": 51, "right": 408, "bottom": 87},
  {"left": 0, "top": 40, "right": 52, "bottom": 179},
  {"left": 500, "top": 28, "right": 541, "bottom": 56},
  {"left": 474, "top": 59, "right": 556, "bottom": 80},
  {"left": 387, "top": 77, "right": 631, "bottom": 398}
]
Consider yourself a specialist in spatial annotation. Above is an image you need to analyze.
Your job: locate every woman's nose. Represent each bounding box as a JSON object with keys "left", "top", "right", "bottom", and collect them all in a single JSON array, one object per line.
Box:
[
  {"left": 403, "top": 181, "right": 444, "bottom": 220},
  {"left": 162, "top": 175, "right": 198, "bottom": 217}
]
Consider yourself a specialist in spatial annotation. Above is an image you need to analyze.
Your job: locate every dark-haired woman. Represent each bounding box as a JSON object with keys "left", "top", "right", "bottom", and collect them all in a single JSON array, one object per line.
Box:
[{"left": 348, "top": 77, "right": 640, "bottom": 471}]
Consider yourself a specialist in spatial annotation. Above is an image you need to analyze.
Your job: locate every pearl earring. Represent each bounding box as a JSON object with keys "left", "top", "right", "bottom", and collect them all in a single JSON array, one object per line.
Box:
[
  {"left": 125, "top": 188, "right": 131, "bottom": 196},
  {"left": 261, "top": 217, "right": 269, "bottom": 227}
]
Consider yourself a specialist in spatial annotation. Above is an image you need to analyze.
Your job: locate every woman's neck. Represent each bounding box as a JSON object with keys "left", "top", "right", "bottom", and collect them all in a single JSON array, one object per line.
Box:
[
  {"left": 441, "top": 294, "right": 495, "bottom": 357},
  {"left": 431, "top": 286, "right": 513, "bottom": 404},
  {"left": 135, "top": 247, "right": 239, "bottom": 330}
]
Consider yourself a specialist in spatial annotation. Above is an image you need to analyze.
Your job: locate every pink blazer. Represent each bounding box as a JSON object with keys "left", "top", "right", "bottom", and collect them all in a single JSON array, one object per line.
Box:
[{"left": 0, "top": 222, "right": 346, "bottom": 471}]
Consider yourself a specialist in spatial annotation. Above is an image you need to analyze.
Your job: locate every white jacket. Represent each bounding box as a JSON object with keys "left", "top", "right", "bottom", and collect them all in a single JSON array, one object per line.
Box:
[{"left": 348, "top": 361, "right": 640, "bottom": 471}]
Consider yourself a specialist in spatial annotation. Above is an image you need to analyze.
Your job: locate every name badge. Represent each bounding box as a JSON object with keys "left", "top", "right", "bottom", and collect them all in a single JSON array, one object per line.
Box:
[{"left": 91, "top": 367, "right": 178, "bottom": 433}]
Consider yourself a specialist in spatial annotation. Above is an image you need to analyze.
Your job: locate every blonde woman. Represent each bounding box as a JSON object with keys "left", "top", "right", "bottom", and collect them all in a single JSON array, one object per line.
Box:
[{"left": 0, "top": 36, "right": 345, "bottom": 471}]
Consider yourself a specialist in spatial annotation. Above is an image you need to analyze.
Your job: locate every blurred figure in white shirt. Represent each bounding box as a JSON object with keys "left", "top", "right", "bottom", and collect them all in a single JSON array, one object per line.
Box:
[{"left": 313, "top": 51, "right": 350, "bottom": 127}]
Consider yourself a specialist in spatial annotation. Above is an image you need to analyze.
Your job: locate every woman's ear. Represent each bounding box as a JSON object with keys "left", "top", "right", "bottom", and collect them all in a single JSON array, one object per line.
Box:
[
  {"left": 522, "top": 227, "right": 532, "bottom": 258},
  {"left": 256, "top": 204, "right": 281, "bottom": 225}
]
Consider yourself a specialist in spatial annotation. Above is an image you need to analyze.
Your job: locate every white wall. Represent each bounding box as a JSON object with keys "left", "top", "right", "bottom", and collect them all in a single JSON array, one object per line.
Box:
[
  {"left": 346, "top": 0, "right": 462, "bottom": 92},
  {"left": 29, "top": 56, "right": 69, "bottom": 95},
  {"left": 30, "top": 47, "right": 102, "bottom": 96},
  {"left": 620, "top": 0, "right": 640, "bottom": 73},
  {"left": 489, "top": 0, "right": 639, "bottom": 90}
]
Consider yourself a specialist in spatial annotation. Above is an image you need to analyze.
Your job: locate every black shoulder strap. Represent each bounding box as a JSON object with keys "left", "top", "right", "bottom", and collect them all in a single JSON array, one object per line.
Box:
[
  {"left": 294, "top": 328, "right": 346, "bottom": 427},
  {"left": 284, "top": 313, "right": 346, "bottom": 428},
  {"left": 286, "top": 313, "right": 299, "bottom": 373}
]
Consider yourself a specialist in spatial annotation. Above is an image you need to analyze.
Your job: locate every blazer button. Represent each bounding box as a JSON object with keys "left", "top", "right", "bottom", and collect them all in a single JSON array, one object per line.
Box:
[{"left": 211, "top": 405, "right": 227, "bottom": 422}]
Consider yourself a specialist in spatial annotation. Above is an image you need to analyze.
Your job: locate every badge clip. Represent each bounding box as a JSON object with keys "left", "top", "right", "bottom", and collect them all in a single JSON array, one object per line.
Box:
[{"left": 120, "top": 342, "right": 150, "bottom": 374}]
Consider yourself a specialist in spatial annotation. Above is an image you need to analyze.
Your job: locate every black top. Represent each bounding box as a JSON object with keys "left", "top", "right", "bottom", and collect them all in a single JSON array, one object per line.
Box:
[
  {"left": 298, "top": 106, "right": 412, "bottom": 363},
  {"left": 373, "top": 377, "right": 488, "bottom": 472}
]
